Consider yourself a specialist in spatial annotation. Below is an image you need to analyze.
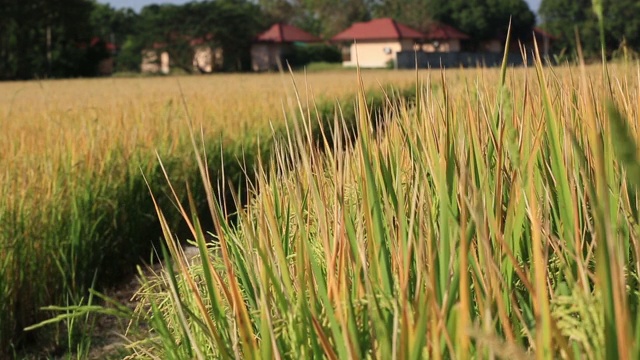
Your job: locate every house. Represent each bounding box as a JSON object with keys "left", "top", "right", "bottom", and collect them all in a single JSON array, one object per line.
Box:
[
  {"left": 141, "top": 34, "right": 222, "bottom": 74},
  {"left": 421, "top": 22, "right": 469, "bottom": 53},
  {"left": 141, "top": 44, "right": 170, "bottom": 74},
  {"left": 189, "top": 34, "right": 223, "bottom": 73},
  {"left": 251, "top": 23, "right": 322, "bottom": 71},
  {"left": 331, "top": 18, "right": 425, "bottom": 68}
]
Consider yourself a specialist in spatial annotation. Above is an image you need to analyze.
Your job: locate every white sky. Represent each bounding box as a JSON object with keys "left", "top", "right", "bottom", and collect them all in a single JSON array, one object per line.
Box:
[{"left": 102, "top": 0, "right": 543, "bottom": 14}]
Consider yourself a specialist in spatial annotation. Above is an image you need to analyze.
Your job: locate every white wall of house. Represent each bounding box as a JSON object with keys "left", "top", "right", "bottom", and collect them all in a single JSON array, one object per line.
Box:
[
  {"left": 193, "top": 46, "right": 213, "bottom": 73},
  {"left": 141, "top": 50, "right": 160, "bottom": 73},
  {"left": 142, "top": 47, "right": 223, "bottom": 74},
  {"left": 142, "top": 50, "right": 170, "bottom": 74},
  {"left": 342, "top": 39, "right": 415, "bottom": 68},
  {"left": 160, "top": 52, "right": 170, "bottom": 74},
  {"left": 192, "top": 46, "right": 223, "bottom": 73}
]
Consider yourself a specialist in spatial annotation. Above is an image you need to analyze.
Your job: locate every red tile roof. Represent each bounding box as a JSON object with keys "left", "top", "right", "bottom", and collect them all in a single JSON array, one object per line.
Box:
[
  {"left": 331, "top": 18, "right": 425, "bottom": 42},
  {"left": 424, "top": 22, "right": 469, "bottom": 40},
  {"left": 256, "top": 23, "right": 322, "bottom": 43}
]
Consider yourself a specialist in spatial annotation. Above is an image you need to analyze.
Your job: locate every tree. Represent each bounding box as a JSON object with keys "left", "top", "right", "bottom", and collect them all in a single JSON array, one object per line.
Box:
[
  {"left": 136, "top": 0, "right": 262, "bottom": 73},
  {"left": 284, "top": 0, "right": 372, "bottom": 38},
  {"left": 137, "top": 3, "right": 207, "bottom": 73},
  {"left": 442, "top": 0, "right": 535, "bottom": 44},
  {"left": 372, "top": 0, "right": 442, "bottom": 32},
  {"left": 213, "top": 0, "right": 263, "bottom": 71},
  {"left": 89, "top": 3, "right": 137, "bottom": 49},
  {"left": 253, "top": 0, "right": 374, "bottom": 45},
  {"left": 606, "top": 0, "right": 640, "bottom": 53},
  {"left": 87, "top": 4, "right": 139, "bottom": 74},
  {"left": 370, "top": 0, "right": 535, "bottom": 44},
  {"left": 539, "top": 0, "right": 640, "bottom": 58},
  {"left": 0, "top": 0, "right": 96, "bottom": 79},
  {"left": 488, "top": 0, "right": 537, "bottom": 40},
  {"left": 258, "top": 0, "right": 298, "bottom": 24},
  {"left": 539, "top": 0, "right": 598, "bottom": 56}
]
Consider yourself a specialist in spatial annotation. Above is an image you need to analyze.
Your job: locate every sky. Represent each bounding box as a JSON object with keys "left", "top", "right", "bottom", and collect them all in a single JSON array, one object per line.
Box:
[{"left": 102, "top": 0, "right": 543, "bottom": 14}]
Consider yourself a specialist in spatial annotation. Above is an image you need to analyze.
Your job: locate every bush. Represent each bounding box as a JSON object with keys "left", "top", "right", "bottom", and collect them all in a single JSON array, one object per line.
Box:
[{"left": 283, "top": 43, "right": 342, "bottom": 68}]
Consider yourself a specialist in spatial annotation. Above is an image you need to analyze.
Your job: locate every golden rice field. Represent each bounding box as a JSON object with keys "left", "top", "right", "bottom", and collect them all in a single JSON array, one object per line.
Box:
[
  {"left": 0, "top": 69, "right": 417, "bottom": 355},
  {"left": 3, "top": 62, "right": 640, "bottom": 358},
  {"left": 0, "top": 71, "right": 417, "bottom": 185}
]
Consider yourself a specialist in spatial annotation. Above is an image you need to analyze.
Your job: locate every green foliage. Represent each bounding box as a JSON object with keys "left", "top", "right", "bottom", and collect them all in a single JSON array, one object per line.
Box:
[
  {"left": 0, "top": 0, "right": 95, "bottom": 79},
  {"left": 0, "top": 133, "right": 259, "bottom": 355},
  {"left": 89, "top": 3, "right": 137, "bottom": 47},
  {"left": 0, "top": 0, "right": 140, "bottom": 79},
  {"left": 372, "top": 0, "right": 437, "bottom": 30},
  {"left": 444, "top": 0, "right": 535, "bottom": 44},
  {"left": 136, "top": 3, "right": 209, "bottom": 73},
  {"left": 114, "top": 36, "right": 142, "bottom": 72},
  {"left": 540, "top": 0, "right": 640, "bottom": 58},
  {"left": 89, "top": 3, "right": 139, "bottom": 72},
  {"left": 212, "top": 0, "right": 265, "bottom": 71},
  {"left": 136, "top": 0, "right": 262, "bottom": 72},
  {"left": 259, "top": 0, "right": 373, "bottom": 38},
  {"left": 0, "top": 0, "right": 266, "bottom": 78},
  {"left": 372, "top": 0, "right": 535, "bottom": 43},
  {"left": 283, "top": 43, "right": 342, "bottom": 68}
]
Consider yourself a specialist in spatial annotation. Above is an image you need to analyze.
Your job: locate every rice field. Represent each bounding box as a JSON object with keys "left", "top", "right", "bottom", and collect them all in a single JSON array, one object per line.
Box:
[
  {"left": 128, "top": 60, "right": 640, "bottom": 359},
  {"left": 4, "top": 59, "right": 640, "bottom": 358},
  {"left": 0, "top": 70, "right": 417, "bottom": 355}
]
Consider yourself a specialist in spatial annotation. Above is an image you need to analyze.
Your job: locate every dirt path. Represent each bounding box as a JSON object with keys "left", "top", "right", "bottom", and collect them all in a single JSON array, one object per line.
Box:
[{"left": 84, "top": 246, "right": 201, "bottom": 359}]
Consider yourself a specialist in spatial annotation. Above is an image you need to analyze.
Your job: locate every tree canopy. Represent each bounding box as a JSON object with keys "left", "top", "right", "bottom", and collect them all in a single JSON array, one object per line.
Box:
[
  {"left": 540, "top": 0, "right": 640, "bottom": 58},
  {"left": 111, "top": 0, "right": 263, "bottom": 73},
  {"left": 370, "top": 0, "right": 535, "bottom": 44},
  {"left": 258, "top": 0, "right": 372, "bottom": 39},
  {"left": 1, "top": 0, "right": 96, "bottom": 79}
]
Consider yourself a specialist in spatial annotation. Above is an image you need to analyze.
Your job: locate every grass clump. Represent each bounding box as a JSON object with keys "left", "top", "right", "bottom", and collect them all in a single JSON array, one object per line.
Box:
[{"left": 130, "top": 58, "right": 640, "bottom": 358}]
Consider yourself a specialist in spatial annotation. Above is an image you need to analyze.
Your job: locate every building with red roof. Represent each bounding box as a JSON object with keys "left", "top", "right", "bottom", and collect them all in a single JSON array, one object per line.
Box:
[
  {"left": 331, "top": 18, "right": 426, "bottom": 68},
  {"left": 251, "top": 23, "right": 322, "bottom": 71},
  {"left": 421, "top": 22, "right": 470, "bottom": 53},
  {"left": 255, "top": 22, "right": 322, "bottom": 43}
]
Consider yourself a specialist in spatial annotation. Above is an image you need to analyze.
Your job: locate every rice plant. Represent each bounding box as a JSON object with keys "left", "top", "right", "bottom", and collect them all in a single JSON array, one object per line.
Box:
[
  {"left": 130, "top": 59, "right": 640, "bottom": 358},
  {"left": 0, "top": 71, "right": 417, "bottom": 355}
]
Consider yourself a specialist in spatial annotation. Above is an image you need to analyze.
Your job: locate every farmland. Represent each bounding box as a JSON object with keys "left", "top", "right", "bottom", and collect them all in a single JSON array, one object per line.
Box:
[
  {"left": 3, "top": 61, "right": 640, "bottom": 358},
  {"left": 129, "top": 61, "right": 640, "bottom": 359},
  {"left": 0, "top": 70, "right": 416, "bottom": 355}
]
